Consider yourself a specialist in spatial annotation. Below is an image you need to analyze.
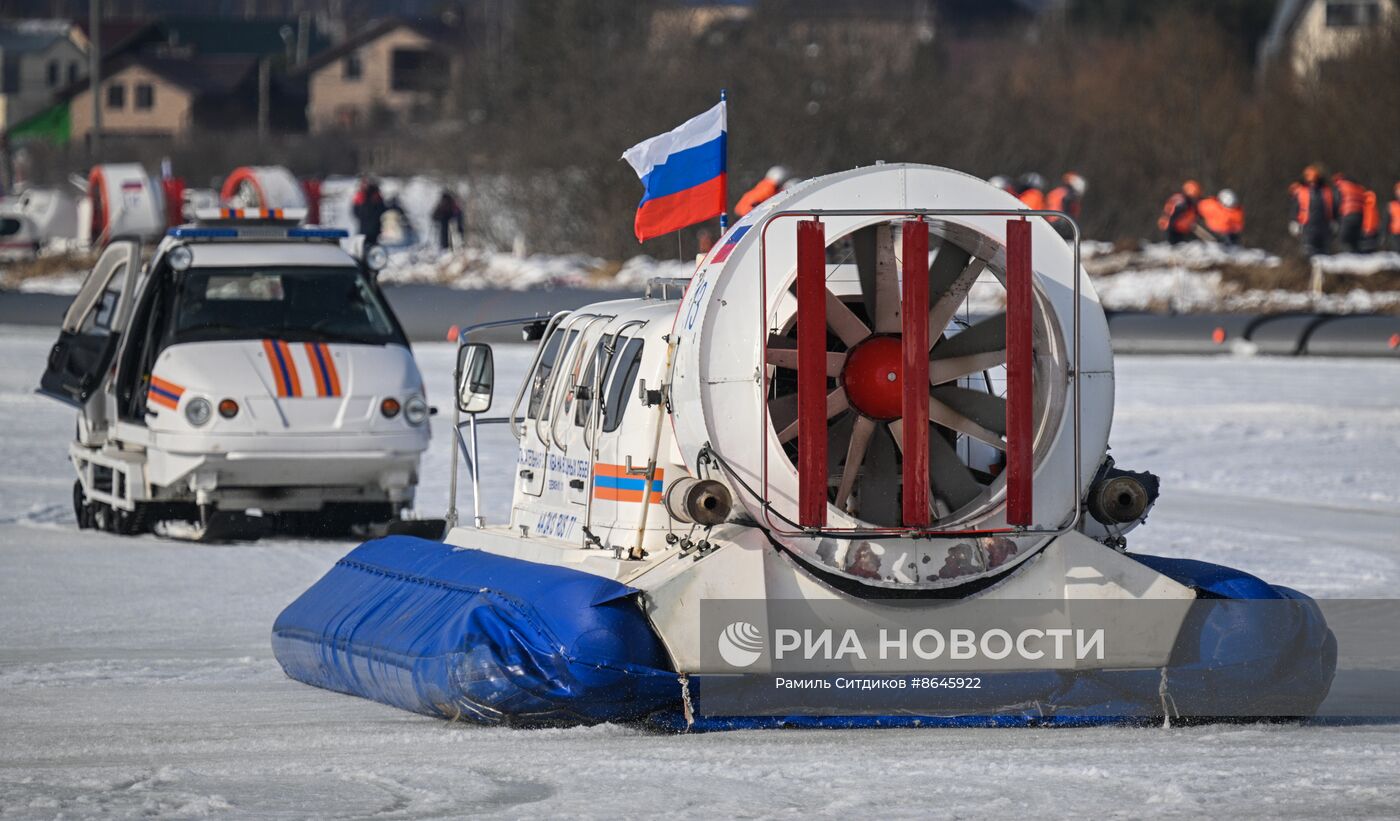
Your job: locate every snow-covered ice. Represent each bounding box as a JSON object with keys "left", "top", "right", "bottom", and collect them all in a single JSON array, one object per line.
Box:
[
  {"left": 2, "top": 325, "right": 1399, "bottom": 818},
  {"left": 1086, "top": 241, "right": 1400, "bottom": 314},
  {"left": 1312, "top": 253, "right": 1400, "bottom": 276}
]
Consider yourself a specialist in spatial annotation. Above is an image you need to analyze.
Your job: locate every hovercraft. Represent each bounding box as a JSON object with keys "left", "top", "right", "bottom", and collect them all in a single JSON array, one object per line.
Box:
[{"left": 273, "top": 164, "right": 1336, "bottom": 728}]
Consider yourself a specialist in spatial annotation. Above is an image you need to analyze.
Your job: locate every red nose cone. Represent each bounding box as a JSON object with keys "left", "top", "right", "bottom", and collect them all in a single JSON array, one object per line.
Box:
[{"left": 842, "top": 335, "right": 905, "bottom": 420}]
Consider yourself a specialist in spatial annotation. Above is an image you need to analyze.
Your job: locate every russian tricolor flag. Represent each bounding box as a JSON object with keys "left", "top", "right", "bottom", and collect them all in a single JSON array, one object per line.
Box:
[{"left": 622, "top": 101, "right": 727, "bottom": 243}]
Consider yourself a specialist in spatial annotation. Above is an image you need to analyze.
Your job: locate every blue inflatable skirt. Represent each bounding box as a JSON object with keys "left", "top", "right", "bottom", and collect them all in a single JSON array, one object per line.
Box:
[
  {"left": 271, "top": 537, "right": 1337, "bottom": 730},
  {"left": 271, "top": 536, "right": 678, "bottom": 725}
]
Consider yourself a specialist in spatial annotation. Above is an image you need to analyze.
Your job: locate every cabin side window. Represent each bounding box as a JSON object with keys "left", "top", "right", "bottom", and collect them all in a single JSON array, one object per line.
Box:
[
  {"left": 527, "top": 328, "right": 573, "bottom": 420},
  {"left": 602, "top": 337, "right": 644, "bottom": 433},
  {"left": 573, "top": 334, "right": 615, "bottom": 427},
  {"left": 555, "top": 328, "right": 599, "bottom": 432}
]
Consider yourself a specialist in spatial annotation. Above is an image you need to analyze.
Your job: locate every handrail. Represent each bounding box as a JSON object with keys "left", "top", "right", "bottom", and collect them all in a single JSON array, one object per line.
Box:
[
  {"left": 505, "top": 311, "right": 570, "bottom": 441},
  {"left": 533, "top": 314, "right": 597, "bottom": 447},
  {"left": 546, "top": 314, "right": 612, "bottom": 452},
  {"left": 447, "top": 313, "right": 567, "bottom": 530},
  {"left": 582, "top": 319, "right": 647, "bottom": 547}
]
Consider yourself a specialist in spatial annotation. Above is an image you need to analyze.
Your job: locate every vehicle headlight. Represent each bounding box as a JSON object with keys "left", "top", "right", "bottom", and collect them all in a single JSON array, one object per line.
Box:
[
  {"left": 404, "top": 395, "right": 428, "bottom": 426},
  {"left": 364, "top": 244, "right": 388, "bottom": 271},
  {"left": 185, "top": 397, "right": 212, "bottom": 426}
]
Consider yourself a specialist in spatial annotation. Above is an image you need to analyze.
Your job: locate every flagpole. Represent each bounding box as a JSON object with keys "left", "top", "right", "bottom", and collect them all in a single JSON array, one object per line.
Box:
[{"left": 719, "top": 88, "right": 729, "bottom": 233}]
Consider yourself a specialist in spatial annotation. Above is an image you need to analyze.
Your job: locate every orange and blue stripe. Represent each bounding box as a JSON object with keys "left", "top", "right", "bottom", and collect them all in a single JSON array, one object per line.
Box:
[
  {"left": 304, "top": 342, "right": 341, "bottom": 398},
  {"left": 146, "top": 376, "right": 184, "bottom": 410},
  {"left": 262, "top": 339, "right": 302, "bottom": 398},
  {"left": 593, "top": 463, "right": 665, "bottom": 504}
]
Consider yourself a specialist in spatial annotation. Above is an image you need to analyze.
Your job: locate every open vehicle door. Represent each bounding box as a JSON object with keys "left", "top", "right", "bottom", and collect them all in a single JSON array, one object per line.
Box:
[{"left": 38, "top": 240, "right": 142, "bottom": 407}]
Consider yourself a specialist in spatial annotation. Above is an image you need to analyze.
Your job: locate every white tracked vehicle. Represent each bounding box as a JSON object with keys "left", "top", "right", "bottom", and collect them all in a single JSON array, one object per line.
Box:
[{"left": 39, "top": 209, "right": 433, "bottom": 540}]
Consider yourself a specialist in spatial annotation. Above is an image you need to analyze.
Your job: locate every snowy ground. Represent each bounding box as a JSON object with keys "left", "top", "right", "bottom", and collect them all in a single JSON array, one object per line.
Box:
[{"left": 2, "top": 325, "right": 1399, "bottom": 818}]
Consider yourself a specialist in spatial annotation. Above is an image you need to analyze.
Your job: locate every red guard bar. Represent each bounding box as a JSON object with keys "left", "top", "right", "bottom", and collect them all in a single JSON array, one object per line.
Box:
[
  {"left": 901, "top": 219, "right": 931, "bottom": 527},
  {"left": 1005, "top": 219, "right": 1034, "bottom": 526},
  {"left": 796, "top": 219, "right": 828, "bottom": 527}
]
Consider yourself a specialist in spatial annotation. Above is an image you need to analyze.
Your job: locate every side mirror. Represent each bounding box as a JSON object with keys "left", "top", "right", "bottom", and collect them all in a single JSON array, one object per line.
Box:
[{"left": 456, "top": 343, "right": 495, "bottom": 414}]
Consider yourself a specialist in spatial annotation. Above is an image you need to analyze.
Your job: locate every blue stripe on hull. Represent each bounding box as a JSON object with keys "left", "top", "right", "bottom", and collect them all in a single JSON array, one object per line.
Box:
[{"left": 593, "top": 475, "right": 666, "bottom": 492}]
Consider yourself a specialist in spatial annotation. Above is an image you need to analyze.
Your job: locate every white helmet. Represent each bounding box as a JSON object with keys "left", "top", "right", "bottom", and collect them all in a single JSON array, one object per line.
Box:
[
  {"left": 988, "top": 175, "right": 1014, "bottom": 192},
  {"left": 1064, "top": 172, "right": 1087, "bottom": 195},
  {"left": 765, "top": 166, "right": 790, "bottom": 184},
  {"left": 1218, "top": 189, "right": 1239, "bottom": 208}
]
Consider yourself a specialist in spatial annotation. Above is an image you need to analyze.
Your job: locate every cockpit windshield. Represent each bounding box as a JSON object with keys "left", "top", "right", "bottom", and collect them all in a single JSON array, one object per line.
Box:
[{"left": 169, "top": 267, "right": 405, "bottom": 346}]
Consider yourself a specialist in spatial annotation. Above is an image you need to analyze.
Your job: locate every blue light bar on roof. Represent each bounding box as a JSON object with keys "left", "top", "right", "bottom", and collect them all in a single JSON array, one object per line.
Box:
[
  {"left": 167, "top": 227, "right": 239, "bottom": 239},
  {"left": 288, "top": 228, "right": 349, "bottom": 239},
  {"left": 165, "top": 226, "right": 350, "bottom": 240}
]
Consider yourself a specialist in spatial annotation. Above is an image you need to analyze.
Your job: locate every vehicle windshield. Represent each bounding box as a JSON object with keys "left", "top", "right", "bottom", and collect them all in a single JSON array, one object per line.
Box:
[{"left": 169, "top": 266, "right": 405, "bottom": 346}]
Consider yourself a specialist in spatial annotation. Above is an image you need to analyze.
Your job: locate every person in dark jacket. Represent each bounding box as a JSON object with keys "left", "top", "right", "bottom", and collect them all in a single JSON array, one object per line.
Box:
[
  {"left": 1332, "top": 172, "right": 1369, "bottom": 253},
  {"left": 352, "top": 178, "right": 387, "bottom": 247},
  {"left": 432, "top": 191, "right": 465, "bottom": 250},
  {"left": 1289, "top": 166, "right": 1334, "bottom": 257}
]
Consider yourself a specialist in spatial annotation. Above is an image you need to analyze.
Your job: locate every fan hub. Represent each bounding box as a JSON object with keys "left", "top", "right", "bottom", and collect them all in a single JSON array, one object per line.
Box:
[{"left": 841, "top": 335, "right": 904, "bottom": 420}]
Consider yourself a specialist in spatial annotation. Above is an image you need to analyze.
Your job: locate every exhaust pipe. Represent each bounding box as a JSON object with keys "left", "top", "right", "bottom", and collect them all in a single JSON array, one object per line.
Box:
[{"left": 664, "top": 477, "right": 733, "bottom": 526}]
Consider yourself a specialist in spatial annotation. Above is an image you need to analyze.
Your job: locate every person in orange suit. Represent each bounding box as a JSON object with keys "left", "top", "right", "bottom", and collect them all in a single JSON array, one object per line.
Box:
[
  {"left": 1198, "top": 188, "right": 1245, "bottom": 247},
  {"left": 1289, "top": 165, "right": 1335, "bottom": 256},
  {"left": 1158, "top": 180, "right": 1202, "bottom": 245},
  {"left": 1017, "top": 173, "right": 1047, "bottom": 211},
  {"left": 1046, "top": 172, "right": 1087, "bottom": 239},
  {"left": 1332, "top": 172, "right": 1370, "bottom": 253},
  {"left": 735, "top": 166, "right": 790, "bottom": 217},
  {"left": 1389, "top": 183, "right": 1400, "bottom": 251},
  {"left": 1359, "top": 189, "right": 1381, "bottom": 252}
]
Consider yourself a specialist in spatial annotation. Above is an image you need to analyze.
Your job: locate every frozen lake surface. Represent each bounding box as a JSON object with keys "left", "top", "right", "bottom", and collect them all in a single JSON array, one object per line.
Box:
[{"left": 2, "top": 325, "right": 1398, "bottom": 818}]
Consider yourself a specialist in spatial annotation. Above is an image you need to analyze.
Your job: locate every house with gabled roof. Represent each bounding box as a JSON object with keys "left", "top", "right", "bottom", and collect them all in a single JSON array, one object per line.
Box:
[
  {"left": 66, "top": 53, "right": 278, "bottom": 142},
  {"left": 7, "top": 15, "right": 329, "bottom": 145},
  {"left": 295, "top": 18, "right": 460, "bottom": 133},
  {"left": 0, "top": 21, "right": 87, "bottom": 131}
]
